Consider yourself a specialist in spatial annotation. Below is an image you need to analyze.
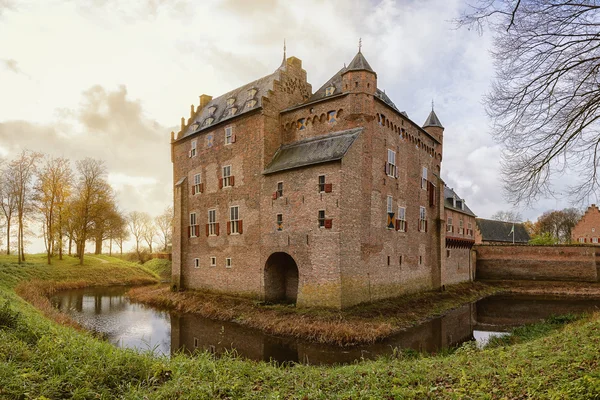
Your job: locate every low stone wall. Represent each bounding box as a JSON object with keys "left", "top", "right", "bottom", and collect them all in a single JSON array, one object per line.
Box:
[
  {"left": 151, "top": 252, "right": 172, "bottom": 261},
  {"left": 474, "top": 245, "right": 598, "bottom": 282}
]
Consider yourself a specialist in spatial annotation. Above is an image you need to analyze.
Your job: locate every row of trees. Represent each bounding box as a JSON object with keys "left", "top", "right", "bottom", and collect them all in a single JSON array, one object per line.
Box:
[
  {"left": 0, "top": 150, "right": 172, "bottom": 265},
  {"left": 492, "top": 208, "right": 582, "bottom": 244}
]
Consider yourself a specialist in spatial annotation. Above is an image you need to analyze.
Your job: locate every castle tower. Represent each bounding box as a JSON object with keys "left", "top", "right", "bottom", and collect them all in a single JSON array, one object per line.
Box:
[{"left": 341, "top": 42, "right": 377, "bottom": 96}]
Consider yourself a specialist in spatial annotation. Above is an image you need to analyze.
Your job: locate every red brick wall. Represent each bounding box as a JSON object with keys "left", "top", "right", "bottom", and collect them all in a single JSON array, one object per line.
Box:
[
  {"left": 475, "top": 245, "right": 598, "bottom": 282},
  {"left": 572, "top": 204, "right": 600, "bottom": 244},
  {"left": 443, "top": 209, "right": 476, "bottom": 285}
]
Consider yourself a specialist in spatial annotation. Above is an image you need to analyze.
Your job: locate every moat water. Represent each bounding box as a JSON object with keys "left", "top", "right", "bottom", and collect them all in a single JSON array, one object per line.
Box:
[{"left": 50, "top": 287, "right": 600, "bottom": 365}]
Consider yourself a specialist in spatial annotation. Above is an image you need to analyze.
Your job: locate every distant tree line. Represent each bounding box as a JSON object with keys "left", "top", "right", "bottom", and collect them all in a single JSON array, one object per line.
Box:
[{"left": 0, "top": 150, "right": 172, "bottom": 265}]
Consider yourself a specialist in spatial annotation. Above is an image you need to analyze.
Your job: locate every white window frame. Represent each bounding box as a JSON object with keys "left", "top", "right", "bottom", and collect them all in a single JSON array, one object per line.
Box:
[
  {"left": 579, "top": 237, "right": 585, "bottom": 243},
  {"left": 318, "top": 175, "right": 326, "bottom": 192},
  {"left": 594, "top": 238, "right": 598, "bottom": 244},
  {"left": 208, "top": 209, "right": 216, "bottom": 236},
  {"left": 230, "top": 205, "right": 240, "bottom": 234},
  {"left": 459, "top": 220, "right": 464, "bottom": 235},
  {"left": 318, "top": 210, "right": 326, "bottom": 228},
  {"left": 387, "top": 196, "right": 393, "bottom": 213},
  {"left": 193, "top": 173, "right": 201, "bottom": 194},
  {"left": 467, "top": 222, "right": 472, "bottom": 236},
  {"left": 421, "top": 167, "right": 428, "bottom": 189},
  {"left": 191, "top": 140, "right": 197, "bottom": 157},
  {"left": 224, "top": 127, "right": 233, "bottom": 145},
  {"left": 277, "top": 182, "right": 283, "bottom": 197},
  {"left": 225, "top": 258, "right": 232, "bottom": 268},
  {"left": 190, "top": 212, "right": 197, "bottom": 237},
  {"left": 447, "top": 216, "right": 453, "bottom": 232},
  {"left": 387, "top": 149, "right": 396, "bottom": 177},
  {"left": 397, "top": 206, "right": 406, "bottom": 232},
  {"left": 222, "top": 165, "right": 232, "bottom": 187},
  {"left": 210, "top": 256, "right": 216, "bottom": 267},
  {"left": 419, "top": 206, "right": 426, "bottom": 232}
]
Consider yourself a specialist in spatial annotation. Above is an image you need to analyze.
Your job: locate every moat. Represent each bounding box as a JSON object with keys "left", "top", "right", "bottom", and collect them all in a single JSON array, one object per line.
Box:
[{"left": 51, "top": 287, "right": 600, "bottom": 365}]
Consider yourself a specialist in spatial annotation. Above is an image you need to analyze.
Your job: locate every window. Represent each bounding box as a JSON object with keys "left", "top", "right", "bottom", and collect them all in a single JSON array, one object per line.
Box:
[
  {"left": 224, "top": 127, "right": 234, "bottom": 145},
  {"left": 277, "top": 182, "right": 283, "bottom": 198},
  {"left": 227, "top": 97, "right": 235, "bottom": 106},
  {"left": 419, "top": 255, "right": 423, "bottom": 265},
  {"left": 467, "top": 222, "right": 472, "bottom": 236},
  {"left": 594, "top": 238, "right": 598, "bottom": 244},
  {"left": 190, "top": 122, "right": 199, "bottom": 132},
  {"left": 593, "top": 228, "right": 596, "bottom": 233},
  {"left": 447, "top": 216, "right": 453, "bottom": 233},
  {"left": 387, "top": 196, "right": 393, "bottom": 213},
  {"left": 459, "top": 220, "right": 464, "bottom": 235},
  {"left": 419, "top": 206, "right": 427, "bottom": 232},
  {"left": 208, "top": 209, "right": 217, "bottom": 236},
  {"left": 248, "top": 88, "right": 257, "bottom": 98},
  {"left": 225, "top": 258, "right": 232, "bottom": 268},
  {"left": 421, "top": 167, "right": 428, "bottom": 189},
  {"left": 208, "top": 106, "right": 216, "bottom": 116},
  {"left": 276, "top": 214, "right": 283, "bottom": 231},
  {"left": 246, "top": 99, "right": 257, "bottom": 109},
  {"left": 319, "top": 175, "right": 325, "bottom": 192},
  {"left": 190, "top": 140, "right": 197, "bottom": 157},
  {"left": 193, "top": 173, "right": 202, "bottom": 195},
  {"left": 325, "top": 86, "right": 335, "bottom": 96},
  {"left": 222, "top": 165, "right": 232, "bottom": 187},
  {"left": 189, "top": 212, "right": 198, "bottom": 237},
  {"left": 318, "top": 210, "right": 326, "bottom": 228},
  {"left": 447, "top": 250, "right": 451, "bottom": 258},
  {"left": 203, "top": 117, "right": 214, "bottom": 126},
  {"left": 579, "top": 237, "right": 585, "bottom": 243},
  {"left": 327, "top": 110, "right": 337, "bottom": 123},
  {"left": 226, "top": 107, "right": 237, "bottom": 117},
  {"left": 397, "top": 207, "right": 406, "bottom": 232},
  {"left": 210, "top": 256, "right": 216, "bottom": 267},
  {"left": 194, "top": 258, "right": 199, "bottom": 268},
  {"left": 386, "top": 149, "right": 397, "bottom": 178},
  {"left": 387, "top": 256, "right": 390, "bottom": 266},
  {"left": 297, "top": 118, "right": 306, "bottom": 130},
  {"left": 229, "top": 206, "right": 241, "bottom": 234}
]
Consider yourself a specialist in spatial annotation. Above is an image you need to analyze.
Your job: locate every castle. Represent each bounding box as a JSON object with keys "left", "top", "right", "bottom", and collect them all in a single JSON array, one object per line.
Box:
[{"left": 170, "top": 47, "right": 476, "bottom": 309}]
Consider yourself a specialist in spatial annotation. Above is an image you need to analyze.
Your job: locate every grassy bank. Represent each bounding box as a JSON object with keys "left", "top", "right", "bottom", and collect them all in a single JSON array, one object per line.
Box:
[
  {"left": 2, "top": 255, "right": 600, "bottom": 398},
  {"left": 128, "top": 282, "right": 499, "bottom": 346}
]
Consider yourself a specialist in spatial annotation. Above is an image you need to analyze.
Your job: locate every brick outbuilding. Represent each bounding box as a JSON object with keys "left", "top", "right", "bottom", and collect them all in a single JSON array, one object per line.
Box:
[
  {"left": 170, "top": 48, "right": 473, "bottom": 309},
  {"left": 572, "top": 204, "right": 600, "bottom": 244}
]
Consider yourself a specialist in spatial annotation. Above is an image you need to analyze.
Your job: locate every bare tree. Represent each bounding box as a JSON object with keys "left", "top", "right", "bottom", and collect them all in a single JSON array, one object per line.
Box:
[
  {"left": 106, "top": 208, "right": 127, "bottom": 256},
  {"left": 490, "top": 210, "right": 523, "bottom": 223},
  {"left": 128, "top": 211, "right": 150, "bottom": 259},
  {"left": 8, "top": 151, "right": 42, "bottom": 263},
  {"left": 537, "top": 207, "right": 582, "bottom": 244},
  {"left": 155, "top": 206, "right": 173, "bottom": 252},
  {"left": 456, "top": 2, "right": 600, "bottom": 204},
  {"left": 35, "top": 156, "right": 73, "bottom": 265},
  {"left": 0, "top": 163, "right": 17, "bottom": 255},
  {"left": 72, "top": 158, "right": 112, "bottom": 265},
  {"left": 142, "top": 217, "right": 157, "bottom": 254}
]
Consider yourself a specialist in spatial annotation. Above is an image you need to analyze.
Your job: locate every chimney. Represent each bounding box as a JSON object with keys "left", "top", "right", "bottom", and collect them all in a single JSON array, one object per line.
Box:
[
  {"left": 199, "top": 94, "right": 213, "bottom": 111},
  {"left": 190, "top": 104, "right": 195, "bottom": 119},
  {"left": 180, "top": 117, "right": 185, "bottom": 132}
]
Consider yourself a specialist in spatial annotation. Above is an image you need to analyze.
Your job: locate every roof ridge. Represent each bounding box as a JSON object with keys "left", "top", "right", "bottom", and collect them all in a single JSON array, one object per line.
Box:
[{"left": 280, "top": 127, "right": 363, "bottom": 149}]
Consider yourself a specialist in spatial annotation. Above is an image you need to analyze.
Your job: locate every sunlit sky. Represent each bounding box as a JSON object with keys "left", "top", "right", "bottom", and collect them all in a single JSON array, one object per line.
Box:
[{"left": 0, "top": 0, "right": 568, "bottom": 252}]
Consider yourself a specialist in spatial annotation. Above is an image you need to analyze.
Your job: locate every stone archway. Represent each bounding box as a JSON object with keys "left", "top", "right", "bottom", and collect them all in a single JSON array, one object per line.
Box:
[{"left": 264, "top": 252, "right": 299, "bottom": 304}]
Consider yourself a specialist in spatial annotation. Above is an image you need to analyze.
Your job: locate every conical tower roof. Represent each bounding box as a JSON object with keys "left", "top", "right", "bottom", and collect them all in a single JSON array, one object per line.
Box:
[
  {"left": 344, "top": 50, "right": 376, "bottom": 75},
  {"left": 423, "top": 109, "right": 444, "bottom": 129}
]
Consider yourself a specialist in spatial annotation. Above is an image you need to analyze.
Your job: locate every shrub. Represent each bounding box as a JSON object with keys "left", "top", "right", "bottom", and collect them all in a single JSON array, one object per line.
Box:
[{"left": 0, "top": 299, "right": 21, "bottom": 330}]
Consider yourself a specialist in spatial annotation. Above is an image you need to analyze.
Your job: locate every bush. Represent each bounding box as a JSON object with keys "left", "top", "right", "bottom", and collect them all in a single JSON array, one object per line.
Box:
[{"left": 0, "top": 299, "right": 21, "bottom": 330}]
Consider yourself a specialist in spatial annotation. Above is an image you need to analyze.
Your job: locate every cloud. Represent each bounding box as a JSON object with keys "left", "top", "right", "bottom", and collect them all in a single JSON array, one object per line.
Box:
[{"left": 2, "top": 58, "right": 21, "bottom": 74}]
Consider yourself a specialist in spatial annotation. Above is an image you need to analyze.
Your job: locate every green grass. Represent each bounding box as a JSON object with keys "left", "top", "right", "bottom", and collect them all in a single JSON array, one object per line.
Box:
[
  {"left": 2, "top": 254, "right": 600, "bottom": 398},
  {"left": 143, "top": 258, "right": 172, "bottom": 280}
]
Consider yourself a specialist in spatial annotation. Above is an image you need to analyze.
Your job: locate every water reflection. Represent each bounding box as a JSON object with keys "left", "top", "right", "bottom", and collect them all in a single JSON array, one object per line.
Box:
[{"left": 51, "top": 287, "right": 600, "bottom": 365}]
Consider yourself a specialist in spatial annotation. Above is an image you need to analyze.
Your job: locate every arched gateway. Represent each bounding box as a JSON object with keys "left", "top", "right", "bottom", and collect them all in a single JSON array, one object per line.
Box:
[{"left": 264, "top": 252, "right": 299, "bottom": 304}]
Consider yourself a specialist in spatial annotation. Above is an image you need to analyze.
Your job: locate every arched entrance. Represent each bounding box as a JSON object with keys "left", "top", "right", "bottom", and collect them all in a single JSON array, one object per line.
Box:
[{"left": 264, "top": 252, "right": 299, "bottom": 304}]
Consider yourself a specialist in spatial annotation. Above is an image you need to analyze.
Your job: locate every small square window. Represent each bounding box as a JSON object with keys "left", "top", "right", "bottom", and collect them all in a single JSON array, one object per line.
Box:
[
  {"left": 210, "top": 257, "right": 216, "bottom": 267},
  {"left": 194, "top": 258, "right": 199, "bottom": 268},
  {"left": 297, "top": 118, "right": 306, "bottom": 130},
  {"left": 225, "top": 258, "right": 232, "bottom": 268}
]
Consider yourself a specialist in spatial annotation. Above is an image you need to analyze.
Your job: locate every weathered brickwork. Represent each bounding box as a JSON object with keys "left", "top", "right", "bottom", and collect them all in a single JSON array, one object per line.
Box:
[
  {"left": 443, "top": 208, "right": 476, "bottom": 284},
  {"left": 171, "top": 51, "right": 471, "bottom": 309},
  {"left": 572, "top": 204, "right": 600, "bottom": 244},
  {"left": 475, "top": 245, "right": 599, "bottom": 282}
]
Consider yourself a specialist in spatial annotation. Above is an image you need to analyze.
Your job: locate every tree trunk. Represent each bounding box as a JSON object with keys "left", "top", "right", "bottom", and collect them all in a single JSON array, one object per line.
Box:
[
  {"left": 68, "top": 235, "right": 72, "bottom": 256},
  {"left": 94, "top": 235, "right": 102, "bottom": 255},
  {"left": 5, "top": 219, "right": 10, "bottom": 255},
  {"left": 109, "top": 238, "right": 112, "bottom": 256}
]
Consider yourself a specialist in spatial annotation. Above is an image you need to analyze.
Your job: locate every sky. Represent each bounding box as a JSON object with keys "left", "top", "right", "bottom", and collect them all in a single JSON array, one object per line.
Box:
[{"left": 0, "top": 0, "right": 568, "bottom": 252}]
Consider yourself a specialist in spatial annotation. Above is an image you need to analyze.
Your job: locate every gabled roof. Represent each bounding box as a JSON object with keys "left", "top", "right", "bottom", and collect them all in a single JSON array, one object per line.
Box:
[
  {"left": 444, "top": 186, "right": 476, "bottom": 217},
  {"left": 423, "top": 109, "right": 444, "bottom": 129},
  {"left": 344, "top": 51, "right": 375, "bottom": 75},
  {"left": 476, "top": 218, "right": 530, "bottom": 243},
  {"left": 263, "top": 128, "right": 362, "bottom": 175},
  {"left": 181, "top": 66, "right": 284, "bottom": 139}
]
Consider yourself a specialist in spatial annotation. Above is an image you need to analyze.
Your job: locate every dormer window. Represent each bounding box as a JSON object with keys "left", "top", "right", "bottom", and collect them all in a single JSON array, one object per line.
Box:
[
  {"left": 227, "top": 98, "right": 235, "bottom": 107},
  {"left": 248, "top": 88, "right": 257, "bottom": 98},
  {"left": 190, "top": 123, "right": 199, "bottom": 131},
  {"left": 325, "top": 86, "right": 335, "bottom": 96},
  {"left": 208, "top": 106, "right": 216, "bottom": 116},
  {"left": 246, "top": 100, "right": 257, "bottom": 109},
  {"left": 297, "top": 118, "right": 306, "bottom": 130},
  {"left": 203, "top": 117, "right": 214, "bottom": 126},
  {"left": 226, "top": 107, "right": 237, "bottom": 117}
]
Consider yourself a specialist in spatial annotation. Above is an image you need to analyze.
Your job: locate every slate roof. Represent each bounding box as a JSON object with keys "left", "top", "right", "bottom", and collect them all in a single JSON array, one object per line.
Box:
[
  {"left": 444, "top": 186, "right": 476, "bottom": 217},
  {"left": 476, "top": 218, "right": 530, "bottom": 243},
  {"left": 181, "top": 66, "right": 283, "bottom": 139},
  {"left": 423, "top": 109, "right": 444, "bottom": 128},
  {"left": 345, "top": 51, "right": 375, "bottom": 74},
  {"left": 263, "top": 127, "right": 362, "bottom": 174}
]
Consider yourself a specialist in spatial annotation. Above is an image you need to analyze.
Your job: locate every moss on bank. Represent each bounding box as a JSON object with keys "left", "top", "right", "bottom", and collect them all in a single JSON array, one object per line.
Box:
[{"left": 2, "top": 254, "right": 600, "bottom": 398}]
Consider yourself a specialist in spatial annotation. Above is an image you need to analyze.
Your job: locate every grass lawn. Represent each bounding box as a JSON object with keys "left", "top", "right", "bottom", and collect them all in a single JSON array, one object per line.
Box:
[{"left": 1, "top": 254, "right": 600, "bottom": 398}]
